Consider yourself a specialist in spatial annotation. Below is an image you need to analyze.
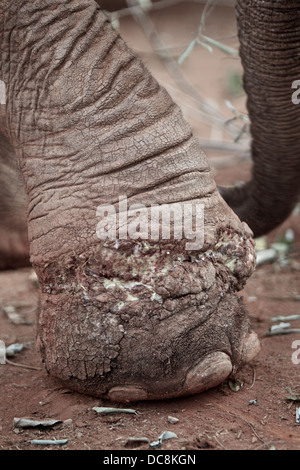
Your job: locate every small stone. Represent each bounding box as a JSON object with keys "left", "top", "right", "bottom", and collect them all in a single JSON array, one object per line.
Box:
[
  {"left": 124, "top": 437, "right": 150, "bottom": 448},
  {"left": 167, "top": 416, "right": 179, "bottom": 424},
  {"left": 96, "top": 294, "right": 109, "bottom": 303}
]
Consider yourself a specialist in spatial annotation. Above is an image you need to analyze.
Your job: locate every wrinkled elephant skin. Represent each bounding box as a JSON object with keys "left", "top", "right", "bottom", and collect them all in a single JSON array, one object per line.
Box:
[{"left": 7, "top": 0, "right": 300, "bottom": 401}]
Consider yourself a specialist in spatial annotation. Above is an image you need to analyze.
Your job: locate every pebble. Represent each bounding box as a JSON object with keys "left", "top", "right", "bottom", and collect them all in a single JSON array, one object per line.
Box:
[{"left": 167, "top": 416, "right": 179, "bottom": 424}]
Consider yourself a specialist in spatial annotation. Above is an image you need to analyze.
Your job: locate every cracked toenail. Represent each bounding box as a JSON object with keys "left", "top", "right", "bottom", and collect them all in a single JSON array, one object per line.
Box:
[{"left": 184, "top": 352, "right": 232, "bottom": 396}]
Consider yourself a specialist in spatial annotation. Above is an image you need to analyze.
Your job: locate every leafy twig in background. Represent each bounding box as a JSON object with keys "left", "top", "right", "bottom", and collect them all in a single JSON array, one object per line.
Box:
[
  {"left": 121, "top": 0, "right": 248, "bottom": 142},
  {"left": 108, "top": 0, "right": 235, "bottom": 21}
]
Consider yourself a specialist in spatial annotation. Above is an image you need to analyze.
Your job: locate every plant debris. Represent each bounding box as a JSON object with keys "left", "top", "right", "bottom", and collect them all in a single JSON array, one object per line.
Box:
[
  {"left": 0, "top": 342, "right": 41, "bottom": 370},
  {"left": 1, "top": 305, "right": 32, "bottom": 325},
  {"left": 255, "top": 230, "right": 294, "bottom": 267},
  {"left": 30, "top": 439, "right": 68, "bottom": 446},
  {"left": 296, "top": 408, "right": 300, "bottom": 424},
  {"left": 272, "top": 315, "right": 300, "bottom": 322},
  {"left": 0, "top": 340, "right": 5, "bottom": 364},
  {"left": 92, "top": 407, "right": 137, "bottom": 415},
  {"left": 248, "top": 399, "right": 258, "bottom": 405},
  {"left": 256, "top": 248, "right": 277, "bottom": 266},
  {"left": 228, "top": 378, "right": 243, "bottom": 392},
  {"left": 149, "top": 430, "right": 178, "bottom": 448},
  {"left": 265, "top": 327, "right": 300, "bottom": 337},
  {"left": 14, "top": 417, "right": 63, "bottom": 428},
  {"left": 269, "top": 322, "right": 291, "bottom": 332},
  {"left": 6, "top": 343, "right": 24, "bottom": 357}
]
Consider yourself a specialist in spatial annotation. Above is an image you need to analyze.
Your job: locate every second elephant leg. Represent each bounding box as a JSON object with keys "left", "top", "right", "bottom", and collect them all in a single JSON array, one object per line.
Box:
[{"left": 0, "top": 133, "right": 30, "bottom": 269}]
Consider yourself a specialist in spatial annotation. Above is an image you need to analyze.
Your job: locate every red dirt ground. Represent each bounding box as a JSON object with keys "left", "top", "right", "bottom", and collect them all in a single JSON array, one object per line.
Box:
[{"left": 0, "top": 2, "right": 299, "bottom": 451}]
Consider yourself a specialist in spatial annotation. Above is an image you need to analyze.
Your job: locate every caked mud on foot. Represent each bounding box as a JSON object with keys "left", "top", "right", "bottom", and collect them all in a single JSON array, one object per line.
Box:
[{"left": 35, "top": 225, "right": 260, "bottom": 402}]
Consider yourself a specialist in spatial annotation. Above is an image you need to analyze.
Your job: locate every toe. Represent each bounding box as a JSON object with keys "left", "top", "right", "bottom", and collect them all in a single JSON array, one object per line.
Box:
[
  {"left": 239, "top": 331, "right": 260, "bottom": 366},
  {"left": 183, "top": 351, "right": 233, "bottom": 396}
]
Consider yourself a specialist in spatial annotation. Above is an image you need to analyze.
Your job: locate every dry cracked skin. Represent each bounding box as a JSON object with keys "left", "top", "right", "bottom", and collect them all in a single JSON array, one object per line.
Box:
[{"left": 35, "top": 220, "right": 260, "bottom": 402}]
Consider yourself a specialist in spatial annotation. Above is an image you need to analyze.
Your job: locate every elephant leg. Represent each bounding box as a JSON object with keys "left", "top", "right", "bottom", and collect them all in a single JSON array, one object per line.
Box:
[
  {"left": 220, "top": 0, "right": 300, "bottom": 237},
  {"left": 0, "top": 133, "right": 30, "bottom": 269},
  {"left": 0, "top": 0, "right": 259, "bottom": 401}
]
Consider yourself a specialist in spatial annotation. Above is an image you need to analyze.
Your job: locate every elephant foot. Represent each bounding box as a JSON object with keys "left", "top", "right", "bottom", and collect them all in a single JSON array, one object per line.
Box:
[
  {"left": 108, "top": 332, "right": 260, "bottom": 402},
  {"left": 107, "top": 352, "right": 234, "bottom": 402},
  {"left": 35, "top": 223, "right": 260, "bottom": 402}
]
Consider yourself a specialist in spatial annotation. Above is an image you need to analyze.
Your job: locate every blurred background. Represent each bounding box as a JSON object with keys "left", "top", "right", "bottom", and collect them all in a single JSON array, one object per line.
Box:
[{"left": 98, "top": 0, "right": 250, "bottom": 186}]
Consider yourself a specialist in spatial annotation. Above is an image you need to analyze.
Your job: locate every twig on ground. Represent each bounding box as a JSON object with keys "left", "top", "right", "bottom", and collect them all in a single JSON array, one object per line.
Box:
[
  {"left": 214, "top": 434, "right": 227, "bottom": 450},
  {"left": 254, "top": 440, "right": 283, "bottom": 450},
  {"left": 226, "top": 411, "right": 265, "bottom": 445},
  {"left": 265, "top": 328, "right": 300, "bottom": 337},
  {"left": 5, "top": 358, "right": 41, "bottom": 371},
  {"left": 248, "top": 366, "right": 256, "bottom": 390},
  {"left": 272, "top": 314, "right": 300, "bottom": 322}
]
